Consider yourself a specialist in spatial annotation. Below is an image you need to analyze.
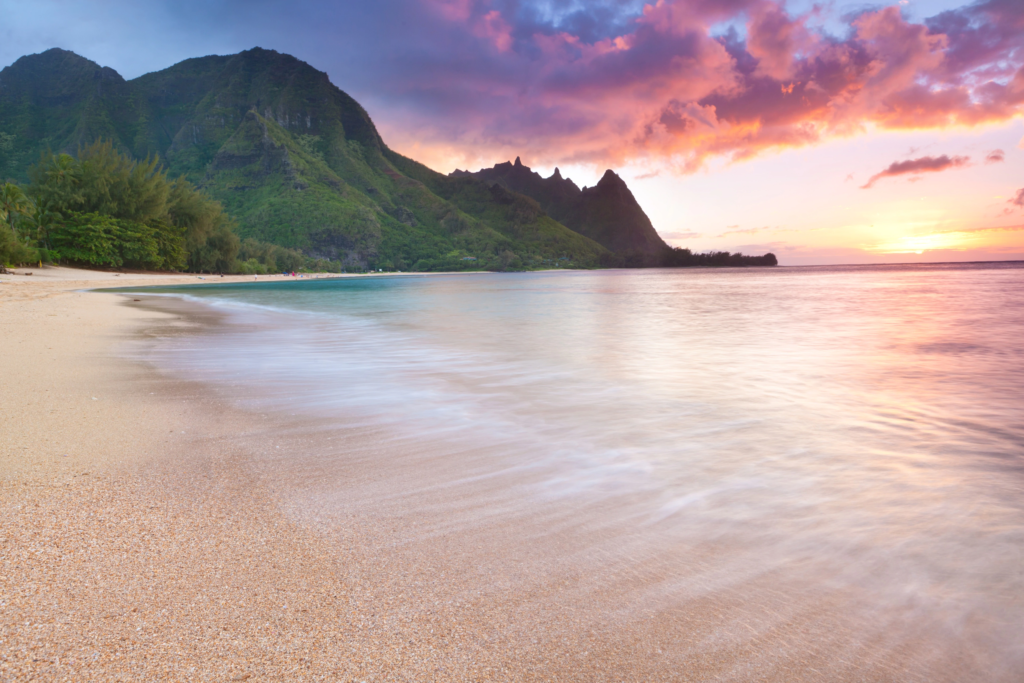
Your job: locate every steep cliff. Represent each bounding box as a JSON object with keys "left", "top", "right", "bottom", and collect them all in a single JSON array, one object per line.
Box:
[{"left": 453, "top": 157, "right": 667, "bottom": 255}]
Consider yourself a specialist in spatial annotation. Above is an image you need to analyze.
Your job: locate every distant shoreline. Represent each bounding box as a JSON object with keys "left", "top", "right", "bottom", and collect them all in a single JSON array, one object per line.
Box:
[{"left": 3, "top": 261, "right": 1021, "bottom": 297}]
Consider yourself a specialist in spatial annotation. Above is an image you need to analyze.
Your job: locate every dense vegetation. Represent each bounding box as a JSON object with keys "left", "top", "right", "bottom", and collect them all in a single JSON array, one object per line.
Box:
[
  {"left": 0, "top": 141, "right": 316, "bottom": 272},
  {"left": 659, "top": 247, "right": 777, "bottom": 268},
  {"left": 0, "top": 182, "right": 37, "bottom": 267}
]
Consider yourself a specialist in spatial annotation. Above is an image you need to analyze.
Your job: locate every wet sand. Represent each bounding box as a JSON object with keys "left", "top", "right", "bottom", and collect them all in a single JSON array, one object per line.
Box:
[{"left": 0, "top": 266, "right": 994, "bottom": 682}]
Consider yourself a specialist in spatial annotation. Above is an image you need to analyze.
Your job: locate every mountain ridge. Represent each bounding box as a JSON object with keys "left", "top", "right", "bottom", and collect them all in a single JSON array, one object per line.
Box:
[
  {"left": 1, "top": 47, "right": 775, "bottom": 271},
  {"left": 452, "top": 157, "right": 668, "bottom": 256},
  {"left": 0, "top": 47, "right": 609, "bottom": 270}
]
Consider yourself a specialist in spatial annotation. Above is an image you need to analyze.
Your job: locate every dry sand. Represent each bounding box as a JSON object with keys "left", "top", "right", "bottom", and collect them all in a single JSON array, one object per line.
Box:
[
  {"left": 0, "top": 266, "right": 986, "bottom": 682},
  {"left": 1, "top": 268, "right": 353, "bottom": 680}
]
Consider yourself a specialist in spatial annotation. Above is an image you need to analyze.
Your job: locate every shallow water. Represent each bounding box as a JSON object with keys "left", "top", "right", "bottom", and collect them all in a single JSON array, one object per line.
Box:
[{"left": 127, "top": 263, "right": 1024, "bottom": 679}]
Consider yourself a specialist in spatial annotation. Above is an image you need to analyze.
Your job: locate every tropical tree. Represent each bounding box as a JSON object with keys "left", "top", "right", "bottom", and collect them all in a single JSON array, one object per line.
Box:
[
  {"left": 18, "top": 140, "right": 299, "bottom": 272},
  {"left": 28, "top": 152, "right": 82, "bottom": 213},
  {"left": 0, "top": 182, "right": 38, "bottom": 266},
  {"left": 0, "top": 182, "right": 33, "bottom": 226},
  {"left": 75, "top": 140, "right": 168, "bottom": 223},
  {"left": 27, "top": 204, "right": 63, "bottom": 250}
]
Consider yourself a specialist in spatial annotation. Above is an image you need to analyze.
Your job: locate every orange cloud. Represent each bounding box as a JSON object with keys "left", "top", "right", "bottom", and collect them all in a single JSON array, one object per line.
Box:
[{"left": 390, "top": 0, "right": 1024, "bottom": 173}]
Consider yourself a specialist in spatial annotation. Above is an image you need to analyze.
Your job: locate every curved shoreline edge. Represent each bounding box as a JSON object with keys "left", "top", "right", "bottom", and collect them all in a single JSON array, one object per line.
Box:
[
  {"left": 0, "top": 268, "right": 366, "bottom": 679},
  {"left": 2, "top": 264, "right": 1002, "bottom": 682},
  {"left": 3, "top": 266, "right": 687, "bottom": 681}
]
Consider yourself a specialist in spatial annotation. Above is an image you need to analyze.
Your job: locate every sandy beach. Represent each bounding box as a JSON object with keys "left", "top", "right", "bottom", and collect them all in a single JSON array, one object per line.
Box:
[
  {"left": 0, "top": 268, "right": 353, "bottom": 680},
  {"left": 2, "top": 266, "right": 665, "bottom": 682},
  {"left": 0, "top": 266, "right": 1005, "bottom": 682}
]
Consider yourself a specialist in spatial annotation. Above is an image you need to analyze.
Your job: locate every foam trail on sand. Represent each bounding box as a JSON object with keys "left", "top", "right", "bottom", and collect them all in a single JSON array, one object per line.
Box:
[{"left": 125, "top": 264, "right": 1024, "bottom": 680}]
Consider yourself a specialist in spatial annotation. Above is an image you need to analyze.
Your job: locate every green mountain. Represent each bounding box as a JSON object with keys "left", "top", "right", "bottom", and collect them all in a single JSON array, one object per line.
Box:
[
  {"left": 452, "top": 157, "right": 667, "bottom": 256},
  {"left": 0, "top": 48, "right": 608, "bottom": 270}
]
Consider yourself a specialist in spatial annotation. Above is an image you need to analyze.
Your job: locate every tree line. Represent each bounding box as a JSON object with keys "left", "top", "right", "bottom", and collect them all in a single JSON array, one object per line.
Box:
[
  {"left": 659, "top": 247, "right": 777, "bottom": 267},
  {"left": 600, "top": 247, "right": 778, "bottom": 268},
  {"left": 2, "top": 140, "right": 778, "bottom": 272},
  {"left": 0, "top": 140, "right": 334, "bottom": 273}
]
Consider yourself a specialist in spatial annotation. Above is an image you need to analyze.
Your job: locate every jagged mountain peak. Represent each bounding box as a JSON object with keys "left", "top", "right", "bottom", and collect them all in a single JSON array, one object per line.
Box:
[
  {"left": 452, "top": 159, "right": 666, "bottom": 255},
  {"left": 590, "top": 169, "right": 633, "bottom": 197}
]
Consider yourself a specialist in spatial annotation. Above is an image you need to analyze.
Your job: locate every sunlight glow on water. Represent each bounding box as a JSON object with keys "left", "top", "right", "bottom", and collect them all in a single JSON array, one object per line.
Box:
[{"left": 129, "top": 263, "right": 1024, "bottom": 676}]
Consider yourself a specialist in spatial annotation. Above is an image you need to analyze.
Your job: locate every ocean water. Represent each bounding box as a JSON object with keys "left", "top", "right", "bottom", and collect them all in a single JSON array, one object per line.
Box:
[{"left": 127, "top": 263, "right": 1024, "bottom": 677}]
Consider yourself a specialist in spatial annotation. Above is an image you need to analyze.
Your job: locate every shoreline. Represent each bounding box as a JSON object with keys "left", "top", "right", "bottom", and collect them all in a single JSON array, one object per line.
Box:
[
  {"left": 0, "top": 267, "right": 734, "bottom": 681},
  {"left": 2, "top": 266, "right": 654, "bottom": 681},
  {"left": 0, "top": 268, "right": 361, "bottom": 679},
  {"left": 0, "top": 265, "right": 1002, "bottom": 681},
  {"left": 2, "top": 267, "right": 699, "bottom": 682}
]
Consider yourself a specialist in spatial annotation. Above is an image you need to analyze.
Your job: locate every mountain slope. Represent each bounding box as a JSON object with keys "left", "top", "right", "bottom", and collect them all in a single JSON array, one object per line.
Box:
[
  {"left": 0, "top": 49, "right": 134, "bottom": 180},
  {"left": 385, "top": 150, "right": 614, "bottom": 266},
  {"left": 453, "top": 157, "right": 668, "bottom": 255},
  {"left": 0, "top": 48, "right": 608, "bottom": 270}
]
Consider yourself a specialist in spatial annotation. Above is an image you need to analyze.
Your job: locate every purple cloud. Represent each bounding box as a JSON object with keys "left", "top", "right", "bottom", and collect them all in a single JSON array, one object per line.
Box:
[
  {"left": 861, "top": 155, "right": 971, "bottom": 189},
  {"left": 4, "top": 0, "right": 1023, "bottom": 173}
]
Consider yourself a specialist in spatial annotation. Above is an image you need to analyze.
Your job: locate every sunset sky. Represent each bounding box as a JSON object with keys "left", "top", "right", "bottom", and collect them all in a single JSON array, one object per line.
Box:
[{"left": 3, "top": 0, "right": 1022, "bottom": 264}]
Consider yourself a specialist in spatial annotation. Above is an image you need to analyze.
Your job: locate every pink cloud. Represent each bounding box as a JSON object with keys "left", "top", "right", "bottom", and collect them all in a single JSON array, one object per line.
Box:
[
  {"left": 861, "top": 155, "right": 971, "bottom": 189},
  {"left": 717, "top": 226, "right": 774, "bottom": 237},
  {"left": 430, "top": 0, "right": 472, "bottom": 22},
  {"left": 476, "top": 10, "right": 513, "bottom": 52},
  {"left": 661, "top": 230, "right": 703, "bottom": 239},
  {"left": 385, "top": 0, "right": 1024, "bottom": 172},
  {"left": 746, "top": 3, "right": 813, "bottom": 80}
]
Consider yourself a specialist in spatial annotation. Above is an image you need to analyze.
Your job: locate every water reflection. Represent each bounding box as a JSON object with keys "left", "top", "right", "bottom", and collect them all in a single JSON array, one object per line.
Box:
[{"left": 131, "top": 263, "right": 1024, "bottom": 679}]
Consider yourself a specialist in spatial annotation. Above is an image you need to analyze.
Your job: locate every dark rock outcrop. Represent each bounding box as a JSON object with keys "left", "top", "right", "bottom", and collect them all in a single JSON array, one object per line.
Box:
[{"left": 453, "top": 158, "right": 667, "bottom": 254}]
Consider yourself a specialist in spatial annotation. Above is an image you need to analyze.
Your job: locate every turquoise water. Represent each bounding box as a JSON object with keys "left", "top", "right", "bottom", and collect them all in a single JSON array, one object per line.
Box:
[{"left": 128, "top": 264, "right": 1024, "bottom": 676}]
